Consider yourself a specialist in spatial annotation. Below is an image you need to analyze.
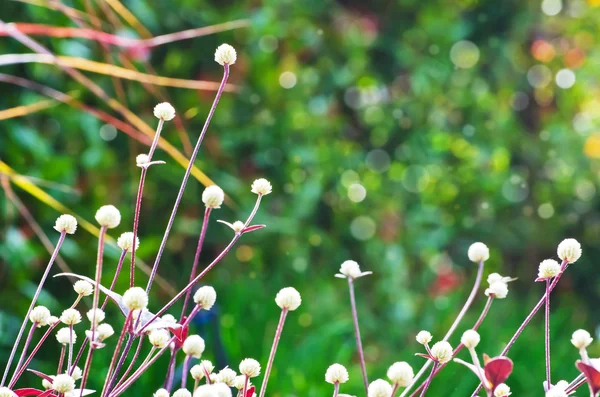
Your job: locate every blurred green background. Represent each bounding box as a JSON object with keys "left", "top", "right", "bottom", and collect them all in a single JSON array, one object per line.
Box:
[{"left": 1, "top": 0, "right": 599, "bottom": 395}]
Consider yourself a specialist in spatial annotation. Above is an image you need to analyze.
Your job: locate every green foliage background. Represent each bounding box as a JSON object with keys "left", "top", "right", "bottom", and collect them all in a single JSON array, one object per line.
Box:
[{"left": 1, "top": 0, "right": 599, "bottom": 395}]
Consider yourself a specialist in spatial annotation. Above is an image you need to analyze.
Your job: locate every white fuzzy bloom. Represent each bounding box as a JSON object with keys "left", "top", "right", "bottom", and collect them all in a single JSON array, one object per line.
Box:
[
  {"left": 214, "top": 44, "right": 237, "bottom": 65},
  {"left": 494, "top": 383, "right": 511, "bottom": 397},
  {"left": 86, "top": 309, "right": 105, "bottom": 325},
  {"left": 149, "top": 329, "right": 171, "bottom": 349},
  {"left": 546, "top": 387, "right": 568, "bottom": 397},
  {"left": 67, "top": 366, "right": 82, "bottom": 381},
  {"left": 275, "top": 287, "right": 302, "bottom": 311},
  {"left": 172, "top": 389, "right": 191, "bottom": 397},
  {"left": 56, "top": 327, "right": 76, "bottom": 345},
  {"left": 231, "top": 221, "right": 245, "bottom": 233},
  {"left": 367, "top": 379, "right": 393, "bottom": 397},
  {"left": 95, "top": 205, "right": 121, "bottom": 228},
  {"left": 96, "top": 323, "right": 115, "bottom": 341},
  {"left": 162, "top": 314, "right": 177, "bottom": 324},
  {"left": 339, "top": 260, "right": 362, "bottom": 279},
  {"left": 538, "top": 259, "right": 561, "bottom": 279},
  {"left": 555, "top": 380, "right": 569, "bottom": 390},
  {"left": 48, "top": 316, "right": 59, "bottom": 325},
  {"left": 154, "top": 102, "right": 176, "bottom": 121},
  {"left": 251, "top": 178, "right": 272, "bottom": 195},
  {"left": 42, "top": 378, "right": 53, "bottom": 389},
  {"left": 154, "top": 389, "right": 170, "bottom": 397},
  {"left": 30, "top": 306, "right": 51, "bottom": 326},
  {"left": 117, "top": 232, "right": 140, "bottom": 252},
  {"left": 557, "top": 238, "right": 582, "bottom": 263},
  {"left": 54, "top": 214, "right": 77, "bottom": 234},
  {"left": 387, "top": 362, "right": 414, "bottom": 387},
  {"left": 123, "top": 287, "right": 148, "bottom": 311},
  {"left": 136, "top": 154, "right": 150, "bottom": 166},
  {"left": 202, "top": 186, "right": 225, "bottom": 209},
  {"left": 325, "top": 363, "right": 349, "bottom": 384},
  {"left": 571, "top": 329, "right": 593, "bottom": 350},
  {"left": 190, "top": 365, "right": 207, "bottom": 380},
  {"left": 212, "top": 383, "right": 233, "bottom": 397},
  {"left": 468, "top": 242, "right": 490, "bottom": 262},
  {"left": 73, "top": 280, "right": 93, "bottom": 296},
  {"left": 485, "top": 281, "right": 509, "bottom": 299},
  {"left": 239, "top": 358, "right": 261, "bottom": 378},
  {"left": 52, "top": 374, "right": 75, "bottom": 393},
  {"left": 194, "top": 286, "right": 217, "bottom": 310},
  {"left": 461, "top": 330, "right": 481, "bottom": 349},
  {"left": 232, "top": 375, "right": 246, "bottom": 390},
  {"left": 183, "top": 335, "right": 205, "bottom": 358},
  {"left": 201, "top": 360, "right": 215, "bottom": 374},
  {"left": 60, "top": 309, "right": 81, "bottom": 325},
  {"left": 416, "top": 330, "right": 432, "bottom": 345},
  {"left": 431, "top": 341, "right": 453, "bottom": 363},
  {"left": 0, "top": 388, "right": 17, "bottom": 397},
  {"left": 487, "top": 273, "right": 503, "bottom": 284},
  {"left": 216, "top": 368, "right": 237, "bottom": 386},
  {"left": 193, "top": 385, "right": 216, "bottom": 397}
]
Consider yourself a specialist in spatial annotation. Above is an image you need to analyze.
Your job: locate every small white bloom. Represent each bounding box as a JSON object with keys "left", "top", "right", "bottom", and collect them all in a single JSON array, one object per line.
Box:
[
  {"left": 95, "top": 205, "right": 121, "bottom": 228},
  {"left": 275, "top": 287, "right": 302, "bottom": 311},
  {"left": 239, "top": 358, "right": 261, "bottom": 378},
  {"left": 149, "top": 329, "right": 171, "bottom": 349},
  {"left": 42, "top": 378, "right": 54, "bottom": 389},
  {"left": 546, "top": 387, "right": 568, "bottom": 397},
  {"left": 461, "top": 330, "right": 481, "bottom": 350},
  {"left": 557, "top": 238, "right": 582, "bottom": 263},
  {"left": 468, "top": 242, "right": 490, "bottom": 262},
  {"left": 0, "top": 387, "right": 17, "bottom": 397},
  {"left": 73, "top": 280, "right": 93, "bottom": 296},
  {"left": 214, "top": 44, "right": 237, "bottom": 66},
  {"left": 430, "top": 341, "right": 453, "bottom": 363},
  {"left": 123, "top": 287, "right": 148, "bottom": 311},
  {"left": 494, "top": 383, "right": 511, "bottom": 397},
  {"left": 201, "top": 360, "right": 215, "bottom": 374},
  {"left": 67, "top": 366, "right": 82, "bottom": 381},
  {"left": 48, "top": 316, "right": 59, "bottom": 325},
  {"left": 29, "top": 306, "right": 51, "bottom": 326},
  {"left": 485, "top": 281, "right": 509, "bottom": 299},
  {"left": 154, "top": 102, "right": 176, "bottom": 121},
  {"left": 538, "top": 259, "right": 561, "bottom": 280},
  {"left": 251, "top": 178, "right": 272, "bottom": 195},
  {"left": 86, "top": 309, "right": 105, "bottom": 325},
  {"left": 367, "top": 379, "right": 393, "bottom": 397},
  {"left": 555, "top": 380, "right": 569, "bottom": 390},
  {"left": 216, "top": 367, "right": 237, "bottom": 386},
  {"left": 117, "top": 232, "right": 140, "bottom": 252},
  {"left": 56, "top": 327, "right": 76, "bottom": 345},
  {"left": 339, "top": 260, "right": 361, "bottom": 278},
  {"left": 192, "top": 385, "right": 215, "bottom": 397},
  {"left": 154, "top": 388, "right": 170, "bottom": 397},
  {"left": 172, "top": 389, "right": 191, "bottom": 397},
  {"left": 232, "top": 375, "right": 246, "bottom": 390},
  {"left": 194, "top": 286, "right": 217, "bottom": 310},
  {"left": 212, "top": 383, "right": 233, "bottom": 397},
  {"left": 202, "top": 186, "right": 225, "bottom": 209},
  {"left": 190, "top": 365, "right": 207, "bottom": 381},
  {"left": 183, "top": 335, "right": 205, "bottom": 358},
  {"left": 218, "top": 220, "right": 245, "bottom": 234},
  {"left": 387, "top": 362, "right": 413, "bottom": 387},
  {"left": 90, "top": 323, "right": 114, "bottom": 342},
  {"left": 136, "top": 154, "right": 150, "bottom": 166},
  {"left": 325, "top": 363, "right": 349, "bottom": 384},
  {"left": 54, "top": 214, "right": 77, "bottom": 234},
  {"left": 60, "top": 308, "right": 81, "bottom": 325},
  {"left": 416, "top": 330, "right": 432, "bottom": 345},
  {"left": 162, "top": 314, "right": 177, "bottom": 324},
  {"left": 52, "top": 374, "right": 75, "bottom": 393},
  {"left": 571, "top": 329, "right": 593, "bottom": 350}
]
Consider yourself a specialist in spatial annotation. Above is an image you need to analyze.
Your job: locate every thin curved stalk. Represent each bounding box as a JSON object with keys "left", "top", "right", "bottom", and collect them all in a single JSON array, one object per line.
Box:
[
  {"left": 163, "top": 349, "right": 177, "bottom": 391},
  {"left": 348, "top": 278, "right": 369, "bottom": 394},
  {"left": 333, "top": 382, "right": 340, "bottom": 397},
  {"left": 102, "top": 312, "right": 133, "bottom": 397},
  {"left": 258, "top": 309, "right": 288, "bottom": 397},
  {"left": 10, "top": 323, "right": 37, "bottom": 384},
  {"left": 545, "top": 279, "right": 551, "bottom": 387},
  {"left": 9, "top": 322, "right": 59, "bottom": 388},
  {"left": 181, "top": 355, "right": 191, "bottom": 389},
  {"left": 90, "top": 226, "right": 107, "bottom": 346},
  {"left": 78, "top": 346, "right": 95, "bottom": 397},
  {"left": 419, "top": 362, "right": 439, "bottom": 397},
  {"left": 113, "top": 339, "right": 145, "bottom": 390}
]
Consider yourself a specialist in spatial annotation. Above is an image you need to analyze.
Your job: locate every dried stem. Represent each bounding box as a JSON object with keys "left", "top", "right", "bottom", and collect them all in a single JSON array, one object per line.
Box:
[
  {"left": 348, "top": 278, "right": 369, "bottom": 394},
  {"left": 259, "top": 308, "right": 288, "bottom": 397}
]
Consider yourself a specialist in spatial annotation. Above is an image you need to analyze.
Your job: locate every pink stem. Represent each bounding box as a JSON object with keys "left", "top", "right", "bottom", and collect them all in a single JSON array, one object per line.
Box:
[
  {"left": 78, "top": 346, "right": 95, "bottom": 397},
  {"left": 101, "top": 312, "right": 132, "bottom": 397},
  {"left": 545, "top": 279, "right": 551, "bottom": 387},
  {"left": 391, "top": 384, "right": 399, "bottom": 397},
  {"left": 10, "top": 323, "right": 37, "bottom": 384},
  {"left": 348, "top": 278, "right": 369, "bottom": 394},
  {"left": 9, "top": 322, "right": 59, "bottom": 388},
  {"left": 419, "top": 361, "right": 439, "bottom": 397},
  {"left": 333, "top": 382, "right": 340, "bottom": 397},
  {"left": 57, "top": 345, "right": 66, "bottom": 374},
  {"left": 113, "top": 337, "right": 144, "bottom": 389},
  {"left": 181, "top": 355, "right": 191, "bottom": 389},
  {"left": 258, "top": 309, "right": 288, "bottom": 397},
  {"left": 163, "top": 349, "right": 177, "bottom": 391},
  {"left": 242, "top": 375, "right": 249, "bottom": 397},
  {"left": 90, "top": 226, "right": 107, "bottom": 347}
]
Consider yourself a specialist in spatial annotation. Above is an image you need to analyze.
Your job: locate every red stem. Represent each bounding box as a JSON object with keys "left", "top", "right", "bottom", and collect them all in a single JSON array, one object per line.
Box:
[
  {"left": 419, "top": 361, "right": 439, "bottom": 397},
  {"left": 258, "top": 309, "right": 288, "bottom": 397},
  {"left": 348, "top": 278, "right": 369, "bottom": 394},
  {"left": 545, "top": 279, "right": 551, "bottom": 387}
]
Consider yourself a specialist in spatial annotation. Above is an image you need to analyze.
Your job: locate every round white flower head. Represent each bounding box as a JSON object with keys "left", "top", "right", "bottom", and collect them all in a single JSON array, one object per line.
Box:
[
  {"left": 183, "top": 335, "right": 205, "bottom": 358},
  {"left": 431, "top": 341, "right": 453, "bottom": 363},
  {"left": 190, "top": 365, "right": 207, "bottom": 381},
  {"left": 557, "top": 238, "right": 582, "bottom": 263},
  {"left": 60, "top": 308, "right": 81, "bottom": 325},
  {"left": 546, "top": 387, "right": 568, "bottom": 397},
  {"left": 42, "top": 377, "right": 54, "bottom": 389},
  {"left": 161, "top": 314, "right": 177, "bottom": 324},
  {"left": 56, "top": 327, "right": 76, "bottom": 345},
  {"left": 214, "top": 44, "right": 237, "bottom": 66},
  {"left": 387, "top": 362, "right": 414, "bottom": 387},
  {"left": 239, "top": 358, "right": 261, "bottom": 378},
  {"left": 117, "top": 232, "right": 140, "bottom": 252},
  {"left": 73, "top": 280, "right": 93, "bottom": 296},
  {"left": 123, "top": 287, "right": 148, "bottom": 311},
  {"left": 172, "top": 389, "right": 191, "bottom": 397},
  {"left": 325, "top": 363, "right": 349, "bottom": 384},
  {"left": 571, "top": 329, "right": 593, "bottom": 350},
  {"left": 192, "top": 385, "right": 215, "bottom": 397},
  {"left": 30, "top": 306, "right": 51, "bottom": 326},
  {"left": 216, "top": 368, "right": 237, "bottom": 386},
  {"left": 368, "top": 379, "right": 393, "bottom": 397},
  {"left": 194, "top": 286, "right": 217, "bottom": 310},
  {"left": 48, "top": 316, "right": 59, "bottom": 325},
  {"left": 67, "top": 366, "right": 82, "bottom": 381},
  {"left": 97, "top": 323, "right": 115, "bottom": 341},
  {"left": 494, "top": 383, "right": 511, "bottom": 397},
  {"left": 154, "top": 102, "right": 176, "bottom": 121},
  {"left": 212, "top": 383, "right": 233, "bottom": 397},
  {"left": 0, "top": 387, "right": 17, "bottom": 397},
  {"left": 154, "top": 388, "right": 170, "bottom": 397},
  {"left": 136, "top": 154, "right": 150, "bottom": 166},
  {"left": 251, "top": 178, "right": 272, "bottom": 195},
  {"left": 54, "top": 214, "right": 77, "bottom": 234},
  {"left": 275, "top": 287, "right": 302, "bottom": 311},
  {"left": 461, "top": 329, "right": 481, "bottom": 350},
  {"left": 95, "top": 205, "right": 121, "bottom": 228},
  {"left": 52, "top": 374, "right": 75, "bottom": 393},
  {"left": 485, "top": 281, "right": 508, "bottom": 299},
  {"left": 416, "top": 330, "right": 432, "bottom": 345},
  {"left": 86, "top": 308, "right": 105, "bottom": 325},
  {"left": 232, "top": 375, "right": 246, "bottom": 390},
  {"left": 538, "top": 259, "right": 561, "bottom": 280},
  {"left": 487, "top": 273, "right": 502, "bottom": 285},
  {"left": 468, "top": 242, "right": 490, "bottom": 262},
  {"left": 340, "top": 260, "right": 362, "bottom": 279},
  {"left": 202, "top": 186, "right": 225, "bottom": 209},
  {"left": 201, "top": 360, "right": 215, "bottom": 374},
  {"left": 555, "top": 381, "right": 569, "bottom": 390},
  {"left": 149, "top": 329, "right": 171, "bottom": 349}
]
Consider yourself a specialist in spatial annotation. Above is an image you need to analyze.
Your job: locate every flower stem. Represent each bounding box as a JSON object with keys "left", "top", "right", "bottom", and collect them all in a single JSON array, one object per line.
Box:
[
  {"left": 419, "top": 361, "right": 439, "bottom": 397},
  {"left": 181, "top": 355, "right": 191, "bottom": 389},
  {"left": 163, "top": 349, "right": 177, "bottom": 391},
  {"left": 102, "top": 312, "right": 132, "bottom": 397},
  {"left": 90, "top": 226, "right": 108, "bottom": 347},
  {"left": 391, "top": 384, "right": 399, "bottom": 397},
  {"left": 10, "top": 322, "right": 37, "bottom": 384},
  {"left": 113, "top": 336, "right": 144, "bottom": 390},
  {"left": 545, "top": 279, "right": 551, "bottom": 388},
  {"left": 259, "top": 308, "right": 288, "bottom": 397},
  {"left": 79, "top": 345, "right": 95, "bottom": 397},
  {"left": 242, "top": 375, "right": 249, "bottom": 397},
  {"left": 348, "top": 278, "right": 369, "bottom": 394},
  {"left": 9, "top": 322, "right": 59, "bottom": 388},
  {"left": 333, "top": 382, "right": 340, "bottom": 397},
  {"left": 68, "top": 325, "right": 74, "bottom": 371}
]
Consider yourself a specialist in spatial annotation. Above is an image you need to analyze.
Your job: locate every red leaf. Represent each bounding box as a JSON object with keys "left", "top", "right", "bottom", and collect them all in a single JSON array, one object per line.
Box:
[
  {"left": 245, "top": 386, "right": 256, "bottom": 397},
  {"left": 26, "top": 369, "right": 53, "bottom": 382},
  {"left": 37, "top": 391, "right": 57, "bottom": 397},
  {"left": 14, "top": 389, "right": 44, "bottom": 397},
  {"left": 576, "top": 360, "right": 600, "bottom": 396},
  {"left": 169, "top": 320, "right": 189, "bottom": 350},
  {"left": 242, "top": 224, "right": 266, "bottom": 234},
  {"left": 484, "top": 356, "right": 513, "bottom": 389}
]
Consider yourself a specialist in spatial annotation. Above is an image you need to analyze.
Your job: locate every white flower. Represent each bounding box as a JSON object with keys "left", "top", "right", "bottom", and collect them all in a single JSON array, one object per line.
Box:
[
  {"left": 461, "top": 330, "right": 481, "bottom": 350},
  {"left": 117, "top": 232, "right": 140, "bottom": 252},
  {"left": 60, "top": 309, "right": 81, "bottom": 325},
  {"left": 416, "top": 330, "right": 432, "bottom": 345},
  {"left": 183, "top": 335, "right": 205, "bottom": 358},
  {"left": 201, "top": 360, "right": 215, "bottom": 374},
  {"left": 42, "top": 378, "right": 54, "bottom": 389},
  {"left": 0, "top": 387, "right": 17, "bottom": 397},
  {"left": 194, "top": 286, "right": 217, "bottom": 310},
  {"left": 52, "top": 374, "right": 75, "bottom": 393},
  {"left": 154, "top": 388, "right": 170, "bottom": 397},
  {"left": 212, "top": 383, "right": 232, "bottom": 397},
  {"left": 154, "top": 102, "right": 176, "bottom": 121},
  {"left": 149, "top": 329, "right": 170, "bottom": 349},
  {"left": 56, "top": 327, "right": 76, "bottom": 345},
  {"left": 161, "top": 314, "right": 177, "bottom": 324},
  {"left": 546, "top": 387, "right": 568, "bottom": 397},
  {"left": 48, "top": 316, "right": 59, "bottom": 325},
  {"left": 555, "top": 380, "right": 569, "bottom": 390},
  {"left": 67, "top": 366, "right": 82, "bottom": 381},
  {"left": 239, "top": 358, "right": 261, "bottom": 378},
  {"left": 96, "top": 323, "right": 115, "bottom": 341},
  {"left": 190, "top": 365, "right": 207, "bottom": 380},
  {"left": 214, "top": 44, "right": 237, "bottom": 66},
  {"left": 123, "top": 287, "right": 148, "bottom": 311},
  {"left": 73, "top": 280, "right": 93, "bottom": 296},
  {"left": 387, "top": 362, "right": 413, "bottom": 387},
  {"left": 486, "top": 273, "right": 515, "bottom": 285},
  {"left": 193, "top": 385, "right": 215, "bottom": 397},
  {"left": 494, "top": 383, "right": 511, "bottom": 397},
  {"left": 431, "top": 341, "right": 453, "bottom": 363},
  {"left": 468, "top": 242, "right": 489, "bottom": 262},
  {"left": 202, "top": 186, "right": 225, "bottom": 209},
  {"left": 335, "top": 260, "right": 373, "bottom": 279},
  {"left": 485, "top": 281, "right": 509, "bottom": 299},
  {"left": 557, "top": 238, "right": 582, "bottom": 263},
  {"left": 538, "top": 259, "right": 561, "bottom": 280},
  {"left": 571, "top": 329, "right": 593, "bottom": 350},
  {"left": 275, "top": 287, "right": 302, "bottom": 311},
  {"left": 95, "top": 205, "right": 121, "bottom": 228},
  {"left": 218, "top": 220, "right": 245, "bottom": 234},
  {"left": 54, "top": 214, "right": 77, "bottom": 234},
  {"left": 232, "top": 375, "right": 246, "bottom": 389},
  {"left": 86, "top": 309, "right": 105, "bottom": 325},
  {"left": 136, "top": 154, "right": 150, "bottom": 166},
  {"left": 172, "top": 389, "right": 191, "bottom": 397},
  {"left": 325, "top": 363, "right": 349, "bottom": 384},
  {"left": 216, "top": 367, "right": 237, "bottom": 386},
  {"left": 30, "top": 306, "right": 51, "bottom": 326},
  {"left": 367, "top": 379, "right": 393, "bottom": 397},
  {"left": 251, "top": 178, "right": 272, "bottom": 195}
]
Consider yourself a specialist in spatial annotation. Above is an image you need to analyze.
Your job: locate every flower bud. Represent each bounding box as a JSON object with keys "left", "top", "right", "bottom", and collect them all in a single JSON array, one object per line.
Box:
[
  {"left": 431, "top": 341, "right": 453, "bottom": 363},
  {"left": 275, "top": 287, "right": 301, "bottom": 311},
  {"left": 194, "top": 286, "right": 217, "bottom": 310},
  {"left": 214, "top": 44, "right": 237, "bottom": 66},
  {"left": 182, "top": 335, "right": 205, "bottom": 358},
  {"left": 202, "top": 186, "right": 225, "bottom": 209},
  {"left": 123, "top": 287, "right": 148, "bottom": 311},
  {"left": 239, "top": 358, "right": 261, "bottom": 378},
  {"left": 387, "top": 362, "right": 413, "bottom": 387},
  {"left": 251, "top": 178, "right": 272, "bottom": 195},
  {"left": 468, "top": 242, "right": 489, "bottom": 262},
  {"left": 325, "top": 363, "right": 349, "bottom": 384},
  {"left": 154, "top": 102, "right": 176, "bottom": 121},
  {"left": 54, "top": 214, "right": 77, "bottom": 234},
  {"left": 367, "top": 379, "right": 393, "bottom": 397},
  {"left": 95, "top": 205, "right": 121, "bottom": 228},
  {"left": 557, "top": 238, "right": 582, "bottom": 263},
  {"left": 73, "top": 280, "right": 93, "bottom": 296},
  {"left": 416, "top": 330, "right": 432, "bottom": 345},
  {"left": 461, "top": 330, "right": 481, "bottom": 349}
]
